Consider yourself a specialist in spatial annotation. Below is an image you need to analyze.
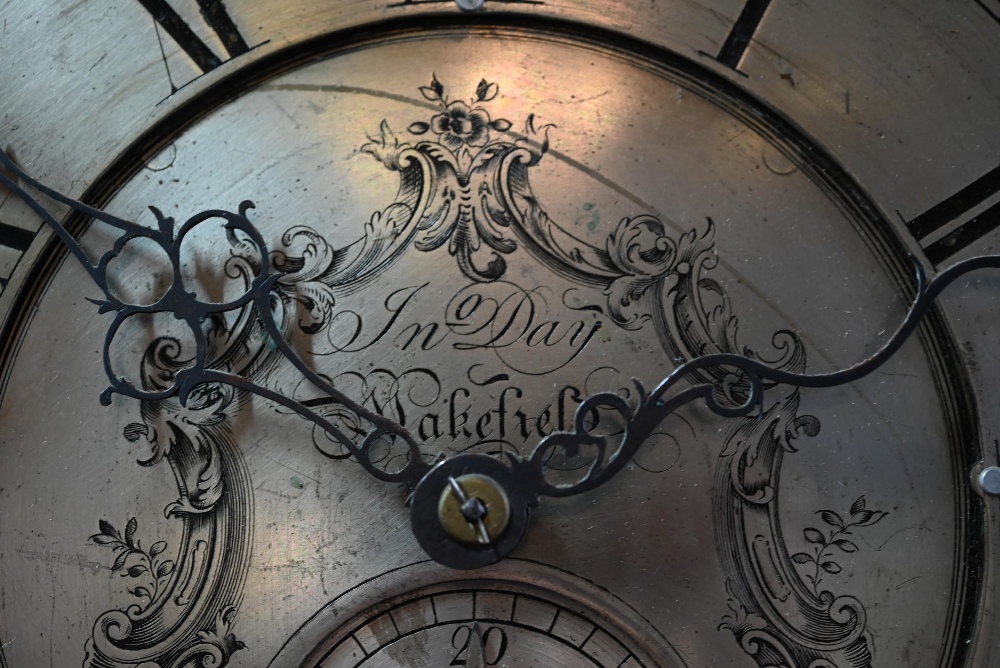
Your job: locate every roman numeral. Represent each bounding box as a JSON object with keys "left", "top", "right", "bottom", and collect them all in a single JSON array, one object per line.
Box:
[
  {"left": 903, "top": 163, "right": 1000, "bottom": 266},
  {"left": 0, "top": 221, "right": 34, "bottom": 253},
  {"left": 0, "top": 219, "right": 37, "bottom": 290},
  {"left": 713, "top": 0, "right": 773, "bottom": 71},
  {"left": 977, "top": 0, "right": 1000, "bottom": 25},
  {"left": 137, "top": 0, "right": 250, "bottom": 92},
  {"left": 0, "top": 163, "right": 40, "bottom": 292}
]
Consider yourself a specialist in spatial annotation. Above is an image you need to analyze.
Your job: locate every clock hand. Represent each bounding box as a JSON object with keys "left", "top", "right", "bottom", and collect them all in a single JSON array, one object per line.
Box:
[
  {"left": 465, "top": 623, "right": 488, "bottom": 668},
  {"left": 0, "top": 150, "right": 430, "bottom": 486},
  {"left": 409, "top": 247, "right": 1000, "bottom": 568},
  {"left": 6, "top": 148, "right": 1000, "bottom": 571},
  {"left": 520, "top": 251, "right": 1000, "bottom": 498},
  {"left": 446, "top": 477, "right": 492, "bottom": 545}
]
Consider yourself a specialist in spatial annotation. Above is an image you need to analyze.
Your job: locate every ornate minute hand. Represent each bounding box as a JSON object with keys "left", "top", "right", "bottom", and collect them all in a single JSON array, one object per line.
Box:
[
  {"left": 5, "top": 150, "right": 1000, "bottom": 571},
  {"left": 0, "top": 151, "right": 430, "bottom": 487}
]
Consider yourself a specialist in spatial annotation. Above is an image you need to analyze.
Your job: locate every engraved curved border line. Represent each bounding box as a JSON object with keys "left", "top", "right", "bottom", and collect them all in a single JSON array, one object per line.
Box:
[
  {"left": 0, "top": 19, "right": 928, "bottom": 505},
  {"left": 0, "top": 19, "right": 942, "bottom": 493},
  {"left": 269, "top": 558, "right": 685, "bottom": 667},
  {"left": 3, "top": 80, "right": 994, "bottom": 501},
  {"left": 0, "top": 18, "right": 983, "bottom": 665},
  {"left": 83, "top": 415, "right": 253, "bottom": 666}
]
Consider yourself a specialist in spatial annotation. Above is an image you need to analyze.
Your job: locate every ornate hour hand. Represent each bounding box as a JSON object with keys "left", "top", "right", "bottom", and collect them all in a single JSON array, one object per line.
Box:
[
  {"left": 5, "top": 146, "right": 1000, "bottom": 574},
  {"left": 496, "top": 249, "right": 1000, "bottom": 495},
  {"left": 517, "top": 246, "right": 1000, "bottom": 495},
  {"left": 407, "top": 232, "right": 1000, "bottom": 568}
]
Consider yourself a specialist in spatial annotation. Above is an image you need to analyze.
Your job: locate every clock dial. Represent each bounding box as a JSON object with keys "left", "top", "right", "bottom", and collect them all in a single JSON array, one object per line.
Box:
[{"left": 1, "top": 3, "right": 999, "bottom": 668}]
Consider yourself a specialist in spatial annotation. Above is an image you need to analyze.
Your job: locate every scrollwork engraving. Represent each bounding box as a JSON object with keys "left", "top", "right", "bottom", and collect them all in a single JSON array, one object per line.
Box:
[{"left": 0, "top": 71, "right": 988, "bottom": 665}]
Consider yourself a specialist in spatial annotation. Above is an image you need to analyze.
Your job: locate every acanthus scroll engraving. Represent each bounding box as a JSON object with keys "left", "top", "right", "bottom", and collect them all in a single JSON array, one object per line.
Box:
[{"left": 2, "top": 70, "right": 991, "bottom": 665}]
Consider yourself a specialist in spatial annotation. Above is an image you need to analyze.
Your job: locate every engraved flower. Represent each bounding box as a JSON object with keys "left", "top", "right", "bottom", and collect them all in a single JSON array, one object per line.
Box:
[
  {"left": 406, "top": 76, "right": 513, "bottom": 155},
  {"left": 430, "top": 101, "right": 492, "bottom": 150}
]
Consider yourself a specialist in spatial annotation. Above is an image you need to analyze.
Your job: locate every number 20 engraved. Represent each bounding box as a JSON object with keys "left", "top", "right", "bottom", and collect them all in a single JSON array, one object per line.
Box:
[{"left": 450, "top": 625, "right": 508, "bottom": 666}]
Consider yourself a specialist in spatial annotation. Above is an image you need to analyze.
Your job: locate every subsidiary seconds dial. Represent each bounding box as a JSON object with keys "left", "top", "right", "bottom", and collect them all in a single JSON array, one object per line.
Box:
[
  {"left": 1, "top": 3, "right": 998, "bottom": 667},
  {"left": 269, "top": 562, "right": 683, "bottom": 668}
]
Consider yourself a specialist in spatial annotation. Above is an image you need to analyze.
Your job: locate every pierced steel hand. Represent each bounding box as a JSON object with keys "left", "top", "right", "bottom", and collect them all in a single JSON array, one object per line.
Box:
[{"left": 5, "top": 148, "right": 1000, "bottom": 570}]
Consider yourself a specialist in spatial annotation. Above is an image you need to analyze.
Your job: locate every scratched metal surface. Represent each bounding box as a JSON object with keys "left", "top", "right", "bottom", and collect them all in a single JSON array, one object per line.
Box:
[{"left": 0, "top": 1, "right": 998, "bottom": 667}]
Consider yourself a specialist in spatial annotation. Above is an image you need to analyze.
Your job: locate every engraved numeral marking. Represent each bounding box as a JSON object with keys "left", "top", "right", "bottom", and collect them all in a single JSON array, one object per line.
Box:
[
  {"left": 903, "top": 163, "right": 1000, "bottom": 266},
  {"left": 0, "top": 168, "right": 40, "bottom": 291},
  {"left": 977, "top": 0, "right": 1000, "bottom": 25},
  {"left": 0, "top": 220, "right": 36, "bottom": 290},
  {"left": 714, "top": 0, "right": 774, "bottom": 71},
  {"left": 137, "top": 0, "right": 251, "bottom": 93},
  {"left": 0, "top": 221, "right": 33, "bottom": 254}
]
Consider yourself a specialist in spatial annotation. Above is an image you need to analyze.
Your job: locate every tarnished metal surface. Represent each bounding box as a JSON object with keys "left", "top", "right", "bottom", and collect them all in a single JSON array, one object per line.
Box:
[{"left": 1, "top": 1, "right": 999, "bottom": 667}]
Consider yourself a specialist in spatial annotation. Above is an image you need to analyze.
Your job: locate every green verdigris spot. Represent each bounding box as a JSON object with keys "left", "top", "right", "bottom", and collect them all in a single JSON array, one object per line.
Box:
[{"left": 575, "top": 202, "right": 600, "bottom": 233}]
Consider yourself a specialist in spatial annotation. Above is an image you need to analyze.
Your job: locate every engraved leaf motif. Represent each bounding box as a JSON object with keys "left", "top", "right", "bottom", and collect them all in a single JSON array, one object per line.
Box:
[
  {"left": 408, "top": 121, "right": 430, "bottom": 135},
  {"left": 820, "top": 561, "right": 843, "bottom": 574},
  {"left": 274, "top": 226, "right": 336, "bottom": 283},
  {"left": 604, "top": 216, "right": 680, "bottom": 329},
  {"left": 476, "top": 79, "right": 499, "bottom": 102},
  {"left": 124, "top": 517, "right": 138, "bottom": 547},
  {"left": 156, "top": 560, "right": 175, "bottom": 579},
  {"left": 803, "top": 528, "right": 826, "bottom": 545},
  {"left": 791, "top": 494, "right": 888, "bottom": 597},
  {"left": 98, "top": 520, "right": 119, "bottom": 539},
  {"left": 818, "top": 510, "right": 845, "bottom": 529},
  {"left": 432, "top": 74, "right": 444, "bottom": 95},
  {"left": 361, "top": 120, "right": 401, "bottom": 169},
  {"left": 833, "top": 539, "right": 859, "bottom": 553},
  {"left": 790, "top": 414, "right": 821, "bottom": 440},
  {"left": 524, "top": 113, "right": 555, "bottom": 154},
  {"left": 419, "top": 73, "right": 444, "bottom": 101},
  {"left": 490, "top": 118, "right": 512, "bottom": 132},
  {"left": 290, "top": 282, "right": 338, "bottom": 334},
  {"left": 853, "top": 509, "right": 887, "bottom": 527},
  {"left": 111, "top": 550, "right": 130, "bottom": 572},
  {"left": 91, "top": 516, "right": 175, "bottom": 613},
  {"left": 123, "top": 422, "right": 148, "bottom": 442}
]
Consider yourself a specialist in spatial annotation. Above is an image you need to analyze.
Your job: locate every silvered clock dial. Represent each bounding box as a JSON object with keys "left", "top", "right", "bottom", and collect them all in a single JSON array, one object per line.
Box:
[{"left": 1, "top": 1, "right": 999, "bottom": 667}]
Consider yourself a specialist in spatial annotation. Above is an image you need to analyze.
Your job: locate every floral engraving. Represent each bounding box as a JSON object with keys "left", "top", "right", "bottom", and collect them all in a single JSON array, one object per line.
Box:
[
  {"left": 360, "top": 76, "right": 553, "bottom": 282},
  {"left": 791, "top": 496, "right": 888, "bottom": 596},
  {"left": 82, "top": 326, "right": 255, "bottom": 666},
  {"left": 0, "top": 73, "right": 913, "bottom": 667},
  {"left": 408, "top": 74, "right": 511, "bottom": 152},
  {"left": 89, "top": 517, "right": 175, "bottom": 610},
  {"left": 715, "top": 390, "right": 878, "bottom": 667}
]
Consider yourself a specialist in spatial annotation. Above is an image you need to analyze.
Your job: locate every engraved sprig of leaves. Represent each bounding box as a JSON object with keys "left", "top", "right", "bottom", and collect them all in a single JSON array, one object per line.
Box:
[
  {"left": 791, "top": 496, "right": 887, "bottom": 596},
  {"left": 90, "top": 517, "right": 175, "bottom": 609}
]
